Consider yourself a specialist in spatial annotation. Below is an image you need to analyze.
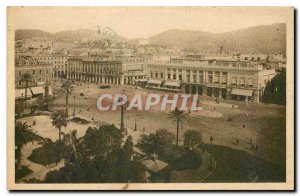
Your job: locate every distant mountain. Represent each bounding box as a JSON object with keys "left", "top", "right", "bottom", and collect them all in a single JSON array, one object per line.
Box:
[
  {"left": 16, "top": 23, "right": 286, "bottom": 53},
  {"left": 15, "top": 28, "right": 126, "bottom": 43},
  {"left": 15, "top": 29, "right": 53, "bottom": 40},
  {"left": 148, "top": 23, "right": 286, "bottom": 54}
]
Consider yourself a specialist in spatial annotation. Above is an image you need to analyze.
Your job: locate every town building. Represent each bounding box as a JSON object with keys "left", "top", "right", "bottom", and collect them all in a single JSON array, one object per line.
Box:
[
  {"left": 33, "top": 54, "right": 71, "bottom": 77},
  {"left": 146, "top": 57, "right": 277, "bottom": 102},
  {"left": 15, "top": 62, "right": 53, "bottom": 88},
  {"left": 66, "top": 57, "right": 146, "bottom": 85}
]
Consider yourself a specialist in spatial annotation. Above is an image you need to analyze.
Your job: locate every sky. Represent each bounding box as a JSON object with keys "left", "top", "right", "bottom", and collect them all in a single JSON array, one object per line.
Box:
[{"left": 8, "top": 7, "right": 291, "bottom": 39}]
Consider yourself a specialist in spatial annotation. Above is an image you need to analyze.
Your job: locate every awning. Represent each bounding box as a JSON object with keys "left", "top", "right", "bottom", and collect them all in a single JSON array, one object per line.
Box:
[
  {"left": 15, "top": 88, "right": 32, "bottom": 99},
  {"left": 31, "top": 86, "right": 45, "bottom": 95},
  {"left": 148, "top": 79, "right": 162, "bottom": 85},
  {"left": 135, "top": 79, "right": 148, "bottom": 82},
  {"left": 231, "top": 88, "right": 253, "bottom": 97},
  {"left": 165, "top": 81, "right": 180, "bottom": 87}
]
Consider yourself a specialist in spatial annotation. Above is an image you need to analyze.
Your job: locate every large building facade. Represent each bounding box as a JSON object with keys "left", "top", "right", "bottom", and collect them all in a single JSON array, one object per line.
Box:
[
  {"left": 66, "top": 57, "right": 145, "bottom": 85},
  {"left": 15, "top": 63, "right": 53, "bottom": 88},
  {"left": 147, "top": 58, "right": 277, "bottom": 102},
  {"left": 34, "top": 54, "right": 71, "bottom": 77}
]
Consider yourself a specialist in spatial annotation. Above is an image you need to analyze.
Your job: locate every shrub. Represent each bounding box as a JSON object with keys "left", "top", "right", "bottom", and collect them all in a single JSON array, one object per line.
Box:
[
  {"left": 70, "top": 117, "right": 90, "bottom": 124},
  {"left": 28, "top": 140, "right": 65, "bottom": 166},
  {"left": 15, "top": 166, "right": 33, "bottom": 180}
]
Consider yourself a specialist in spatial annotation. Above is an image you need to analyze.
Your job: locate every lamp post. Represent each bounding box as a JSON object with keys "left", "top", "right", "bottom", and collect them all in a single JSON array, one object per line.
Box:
[
  {"left": 120, "top": 90, "right": 125, "bottom": 132},
  {"left": 134, "top": 108, "right": 137, "bottom": 131},
  {"left": 209, "top": 136, "right": 214, "bottom": 171}
]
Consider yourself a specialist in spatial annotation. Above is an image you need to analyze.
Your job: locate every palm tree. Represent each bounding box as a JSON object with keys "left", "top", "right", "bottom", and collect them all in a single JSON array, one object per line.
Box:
[
  {"left": 51, "top": 110, "right": 68, "bottom": 141},
  {"left": 20, "top": 73, "right": 33, "bottom": 99},
  {"left": 168, "top": 107, "right": 188, "bottom": 147},
  {"left": 15, "top": 121, "right": 40, "bottom": 170},
  {"left": 61, "top": 80, "right": 73, "bottom": 116}
]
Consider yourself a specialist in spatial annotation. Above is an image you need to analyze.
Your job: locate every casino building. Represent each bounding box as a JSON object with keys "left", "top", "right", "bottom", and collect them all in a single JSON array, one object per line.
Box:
[{"left": 146, "top": 57, "right": 277, "bottom": 102}]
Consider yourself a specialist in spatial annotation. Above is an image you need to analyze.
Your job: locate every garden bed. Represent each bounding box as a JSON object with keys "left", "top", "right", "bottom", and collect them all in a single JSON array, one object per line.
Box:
[{"left": 27, "top": 141, "right": 65, "bottom": 166}]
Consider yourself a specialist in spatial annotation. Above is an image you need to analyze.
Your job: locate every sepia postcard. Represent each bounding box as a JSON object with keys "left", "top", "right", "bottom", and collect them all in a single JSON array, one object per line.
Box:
[{"left": 7, "top": 7, "right": 294, "bottom": 190}]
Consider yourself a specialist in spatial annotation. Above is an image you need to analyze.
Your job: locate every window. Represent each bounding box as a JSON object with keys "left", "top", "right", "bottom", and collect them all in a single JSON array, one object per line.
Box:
[
  {"left": 160, "top": 73, "right": 163, "bottom": 79},
  {"left": 32, "top": 70, "right": 36, "bottom": 75},
  {"left": 173, "top": 74, "right": 176, "bottom": 80},
  {"left": 231, "top": 77, "right": 237, "bottom": 85},
  {"left": 214, "top": 72, "right": 220, "bottom": 83},
  {"left": 167, "top": 74, "right": 171, "bottom": 79},
  {"left": 39, "top": 69, "right": 42, "bottom": 74},
  {"left": 198, "top": 71, "right": 204, "bottom": 83},
  {"left": 179, "top": 75, "right": 182, "bottom": 81},
  {"left": 208, "top": 71, "right": 213, "bottom": 83},
  {"left": 240, "top": 77, "right": 245, "bottom": 86},
  {"left": 193, "top": 75, "right": 196, "bottom": 83},
  {"left": 248, "top": 78, "right": 254, "bottom": 86},
  {"left": 19, "top": 71, "right": 21, "bottom": 76},
  {"left": 155, "top": 73, "right": 158, "bottom": 78},
  {"left": 222, "top": 72, "right": 228, "bottom": 84}
]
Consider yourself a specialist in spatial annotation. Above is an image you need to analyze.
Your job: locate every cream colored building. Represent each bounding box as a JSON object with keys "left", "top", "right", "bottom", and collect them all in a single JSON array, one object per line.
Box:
[
  {"left": 66, "top": 57, "right": 145, "bottom": 85},
  {"left": 15, "top": 64, "right": 53, "bottom": 88},
  {"left": 34, "top": 54, "right": 71, "bottom": 77},
  {"left": 147, "top": 58, "right": 277, "bottom": 102}
]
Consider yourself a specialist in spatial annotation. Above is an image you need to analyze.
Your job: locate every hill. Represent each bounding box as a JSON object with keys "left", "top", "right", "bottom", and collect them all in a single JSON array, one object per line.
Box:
[
  {"left": 149, "top": 23, "right": 286, "bottom": 54},
  {"left": 15, "top": 29, "right": 53, "bottom": 40},
  {"left": 15, "top": 28, "right": 126, "bottom": 43}
]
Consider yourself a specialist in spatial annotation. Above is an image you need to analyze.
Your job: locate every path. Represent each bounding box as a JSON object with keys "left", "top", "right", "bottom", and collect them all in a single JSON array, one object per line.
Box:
[
  {"left": 17, "top": 141, "right": 65, "bottom": 183},
  {"left": 170, "top": 148, "right": 216, "bottom": 182}
]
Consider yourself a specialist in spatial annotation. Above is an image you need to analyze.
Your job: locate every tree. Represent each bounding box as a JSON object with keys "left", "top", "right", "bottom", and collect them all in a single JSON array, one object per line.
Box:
[
  {"left": 61, "top": 80, "right": 73, "bottom": 116},
  {"left": 61, "top": 130, "right": 80, "bottom": 166},
  {"left": 168, "top": 107, "right": 188, "bottom": 147},
  {"left": 137, "top": 129, "right": 175, "bottom": 159},
  {"left": 15, "top": 121, "right": 40, "bottom": 170},
  {"left": 184, "top": 130, "right": 202, "bottom": 151},
  {"left": 262, "top": 70, "right": 286, "bottom": 105},
  {"left": 36, "top": 94, "right": 53, "bottom": 111},
  {"left": 43, "top": 124, "right": 146, "bottom": 183},
  {"left": 20, "top": 72, "right": 33, "bottom": 99},
  {"left": 51, "top": 110, "right": 68, "bottom": 141}
]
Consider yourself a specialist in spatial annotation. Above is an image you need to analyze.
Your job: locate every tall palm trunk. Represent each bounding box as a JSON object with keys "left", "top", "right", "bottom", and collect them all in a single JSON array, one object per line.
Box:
[
  {"left": 176, "top": 118, "right": 179, "bottom": 147},
  {"left": 58, "top": 127, "right": 61, "bottom": 141},
  {"left": 25, "top": 81, "right": 28, "bottom": 98},
  {"left": 24, "top": 81, "right": 29, "bottom": 108},
  {"left": 65, "top": 93, "right": 69, "bottom": 116},
  {"left": 16, "top": 145, "right": 22, "bottom": 170}
]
